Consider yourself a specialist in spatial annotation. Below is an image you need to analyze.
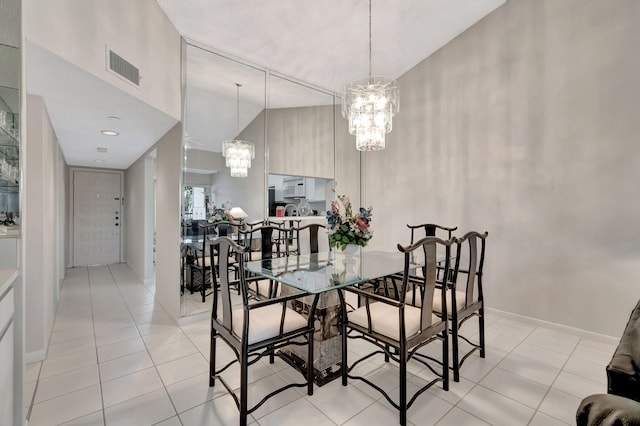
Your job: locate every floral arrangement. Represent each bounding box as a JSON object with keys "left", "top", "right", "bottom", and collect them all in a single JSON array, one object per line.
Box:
[
  {"left": 207, "top": 203, "right": 233, "bottom": 223},
  {"left": 326, "top": 194, "right": 373, "bottom": 250}
]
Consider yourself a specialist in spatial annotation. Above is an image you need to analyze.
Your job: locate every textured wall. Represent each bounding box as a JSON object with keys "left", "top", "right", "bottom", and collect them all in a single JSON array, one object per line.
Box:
[
  {"left": 155, "top": 124, "right": 182, "bottom": 320},
  {"left": 24, "top": 95, "right": 61, "bottom": 357},
  {"left": 212, "top": 110, "right": 266, "bottom": 222},
  {"left": 123, "top": 152, "right": 146, "bottom": 282},
  {"left": 23, "top": 0, "right": 181, "bottom": 120},
  {"left": 268, "top": 105, "right": 335, "bottom": 179},
  {"left": 364, "top": 0, "right": 640, "bottom": 336}
]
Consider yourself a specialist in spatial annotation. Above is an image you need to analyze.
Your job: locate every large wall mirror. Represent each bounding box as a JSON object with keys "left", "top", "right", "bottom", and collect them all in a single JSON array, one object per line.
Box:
[
  {"left": 181, "top": 41, "right": 266, "bottom": 316},
  {"left": 180, "top": 39, "right": 359, "bottom": 317},
  {"left": 266, "top": 74, "right": 334, "bottom": 220},
  {"left": 0, "top": 0, "right": 21, "bottom": 237}
]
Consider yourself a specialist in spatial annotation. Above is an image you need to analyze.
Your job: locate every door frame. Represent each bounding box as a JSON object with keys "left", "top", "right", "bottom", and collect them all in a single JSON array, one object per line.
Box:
[{"left": 68, "top": 167, "right": 125, "bottom": 267}]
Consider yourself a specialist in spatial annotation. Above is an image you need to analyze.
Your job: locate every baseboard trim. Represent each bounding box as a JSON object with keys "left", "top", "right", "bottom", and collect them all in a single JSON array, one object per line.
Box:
[
  {"left": 178, "top": 309, "right": 210, "bottom": 327},
  {"left": 25, "top": 349, "right": 46, "bottom": 364},
  {"left": 486, "top": 307, "right": 619, "bottom": 344}
]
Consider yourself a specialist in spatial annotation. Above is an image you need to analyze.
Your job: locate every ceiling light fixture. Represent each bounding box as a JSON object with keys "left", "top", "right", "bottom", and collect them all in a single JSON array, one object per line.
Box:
[
  {"left": 101, "top": 130, "right": 119, "bottom": 136},
  {"left": 94, "top": 159, "right": 106, "bottom": 164},
  {"left": 221, "top": 83, "right": 255, "bottom": 178},
  {"left": 342, "top": 0, "right": 399, "bottom": 151},
  {"left": 97, "top": 147, "right": 108, "bottom": 153}
]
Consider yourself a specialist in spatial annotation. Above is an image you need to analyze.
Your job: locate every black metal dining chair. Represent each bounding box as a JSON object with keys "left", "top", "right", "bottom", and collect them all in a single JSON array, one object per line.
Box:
[
  {"left": 338, "top": 236, "right": 457, "bottom": 426},
  {"left": 209, "top": 237, "right": 317, "bottom": 426},
  {"left": 437, "top": 230, "right": 488, "bottom": 382},
  {"left": 376, "top": 223, "right": 458, "bottom": 300},
  {"left": 188, "top": 222, "right": 216, "bottom": 302},
  {"left": 290, "top": 223, "right": 328, "bottom": 255},
  {"left": 237, "top": 224, "right": 289, "bottom": 298},
  {"left": 406, "top": 223, "right": 458, "bottom": 243},
  {"left": 404, "top": 231, "right": 488, "bottom": 382}
]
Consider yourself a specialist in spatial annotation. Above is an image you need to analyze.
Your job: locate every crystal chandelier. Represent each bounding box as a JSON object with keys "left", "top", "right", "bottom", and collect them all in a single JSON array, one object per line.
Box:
[
  {"left": 342, "top": 0, "right": 399, "bottom": 151},
  {"left": 222, "top": 84, "right": 255, "bottom": 177}
]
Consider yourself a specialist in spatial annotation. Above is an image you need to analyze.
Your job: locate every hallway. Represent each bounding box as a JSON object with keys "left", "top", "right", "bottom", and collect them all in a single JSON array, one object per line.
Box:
[{"left": 24, "top": 264, "right": 615, "bottom": 425}]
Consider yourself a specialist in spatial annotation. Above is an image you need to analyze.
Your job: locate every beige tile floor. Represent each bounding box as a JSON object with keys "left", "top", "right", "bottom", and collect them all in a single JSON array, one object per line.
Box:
[{"left": 24, "top": 264, "right": 617, "bottom": 425}]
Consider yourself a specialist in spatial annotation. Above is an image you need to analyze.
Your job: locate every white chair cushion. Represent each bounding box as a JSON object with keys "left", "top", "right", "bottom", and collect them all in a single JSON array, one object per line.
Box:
[
  {"left": 231, "top": 304, "right": 307, "bottom": 345},
  {"left": 405, "top": 289, "right": 468, "bottom": 314},
  {"left": 348, "top": 302, "right": 438, "bottom": 341},
  {"left": 247, "top": 280, "right": 282, "bottom": 298}
]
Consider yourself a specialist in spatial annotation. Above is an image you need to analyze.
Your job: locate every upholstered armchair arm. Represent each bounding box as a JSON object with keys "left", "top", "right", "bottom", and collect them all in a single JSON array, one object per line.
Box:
[{"left": 577, "top": 394, "right": 640, "bottom": 426}]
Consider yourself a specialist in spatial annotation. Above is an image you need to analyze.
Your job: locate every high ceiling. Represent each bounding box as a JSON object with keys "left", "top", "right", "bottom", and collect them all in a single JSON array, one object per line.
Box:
[
  {"left": 158, "top": 0, "right": 506, "bottom": 93},
  {"left": 26, "top": 0, "right": 506, "bottom": 169}
]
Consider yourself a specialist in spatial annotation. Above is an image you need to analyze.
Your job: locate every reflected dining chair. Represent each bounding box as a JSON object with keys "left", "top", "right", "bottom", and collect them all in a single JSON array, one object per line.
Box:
[
  {"left": 290, "top": 223, "right": 328, "bottom": 255},
  {"left": 338, "top": 236, "right": 457, "bottom": 426},
  {"left": 208, "top": 237, "right": 317, "bottom": 426},
  {"left": 237, "top": 224, "right": 289, "bottom": 298},
  {"left": 188, "top": 222, "right": 216, "bottom": 302}
]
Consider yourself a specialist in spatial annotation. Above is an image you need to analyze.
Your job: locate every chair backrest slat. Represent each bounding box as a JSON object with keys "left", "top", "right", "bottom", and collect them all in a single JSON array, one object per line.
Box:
[
  {"left": 210, "top": 237, "right": 249, "bottom": 333},
  {"left": 398, "top": 236, "right": 455, "bottom": 331},
  {"left": 238, "top": 224, "right": 287, "bottom": 260},
  {"left": 406, "top": 223, "right": 457, "bottom": 244},
  {"left": 292, "top": 223, "right": 328, "bottom": 255},
  {"left": 455, "top": 231, "right": 488, "bottom": 309}
]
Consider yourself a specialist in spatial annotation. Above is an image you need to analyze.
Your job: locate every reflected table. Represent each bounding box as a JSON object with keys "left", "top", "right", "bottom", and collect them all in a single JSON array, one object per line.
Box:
[{"left": 244, "top": 248, "right": 422, "bottom": 385}]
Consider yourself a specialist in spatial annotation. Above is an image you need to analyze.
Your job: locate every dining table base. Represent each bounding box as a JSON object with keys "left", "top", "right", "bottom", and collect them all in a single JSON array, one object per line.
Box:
[{"left": 279, "top": 288, "right": 343, "bottom": 386}]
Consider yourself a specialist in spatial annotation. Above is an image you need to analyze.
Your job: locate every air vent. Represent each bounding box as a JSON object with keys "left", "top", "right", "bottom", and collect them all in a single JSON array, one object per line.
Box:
[{"left": 107, "top": 49, "right": 140, "bottom": 87}]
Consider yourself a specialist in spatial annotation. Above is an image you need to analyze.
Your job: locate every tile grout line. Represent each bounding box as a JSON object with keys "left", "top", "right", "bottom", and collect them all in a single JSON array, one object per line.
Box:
[
  {"left": 525, "top": 333, "right": 583, "bottom": 426},
  {"left": 87, "top": 266, "right": 109, "bottom": 426},
  {"left": 445, "top": 317, "right": 538, "bottom": 425},
  {"left": 108, "top": 264, "right": 182, "bottom": 424}
]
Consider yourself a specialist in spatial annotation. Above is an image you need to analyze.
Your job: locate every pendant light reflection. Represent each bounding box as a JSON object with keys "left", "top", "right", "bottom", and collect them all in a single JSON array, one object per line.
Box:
[
  {"left": 342, "top": 0, "right": 399, "bottom": 151},
  {"left": 222, "top": 83, "right": 255, "bottom": 177}
]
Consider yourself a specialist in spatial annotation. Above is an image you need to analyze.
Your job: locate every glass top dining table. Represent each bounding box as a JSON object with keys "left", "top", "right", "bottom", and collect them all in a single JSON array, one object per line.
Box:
[{"left": 244, "top": 248, "right": 423, "bottom": 294}]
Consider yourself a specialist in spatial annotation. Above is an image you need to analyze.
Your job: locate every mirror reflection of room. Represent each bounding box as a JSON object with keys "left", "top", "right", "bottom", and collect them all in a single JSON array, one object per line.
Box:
[{"left": 268, "top": 174, "right": 333, "bottom": 218}]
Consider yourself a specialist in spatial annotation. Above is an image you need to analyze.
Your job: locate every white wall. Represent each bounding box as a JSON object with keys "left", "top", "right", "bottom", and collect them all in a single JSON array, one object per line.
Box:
[
  {"left": 22, "top": 0, "right": 181, "bottom": 120},
  {"left": 364, "top": 0, "right": 640, "bottom": 336},
  {"left": 334, "top": 103, "right": 361, "bottom": 207},
  {"left": 154, "top": 124, "right": 182, "bottom": 320},
  {"left": 268, "top": 105, "right": 335, "bottom": 179},
  {"left": 212, "top": 111, "right": 266, "bottom": 222},
  {"left": 24, "top": 95, "right": 65, "bottom": 359},
  {"left": 124, "top": 152, "right": 146, "bottom": 282}
]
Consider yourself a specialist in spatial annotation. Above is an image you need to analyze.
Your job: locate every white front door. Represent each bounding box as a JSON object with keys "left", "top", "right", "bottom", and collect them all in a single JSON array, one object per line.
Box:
[{"left": 72, "top": 170, "right": 122, "bottom": 266}]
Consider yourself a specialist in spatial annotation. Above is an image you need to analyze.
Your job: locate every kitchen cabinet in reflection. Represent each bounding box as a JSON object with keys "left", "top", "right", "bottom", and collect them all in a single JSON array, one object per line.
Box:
[{"left": 268, "top": 174, "right": 332, "bottom": 217}]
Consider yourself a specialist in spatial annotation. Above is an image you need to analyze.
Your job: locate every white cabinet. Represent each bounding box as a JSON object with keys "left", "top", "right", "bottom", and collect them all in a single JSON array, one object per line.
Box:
[{"left": 304, "top": 178, "right": 326, "bottom": 202}]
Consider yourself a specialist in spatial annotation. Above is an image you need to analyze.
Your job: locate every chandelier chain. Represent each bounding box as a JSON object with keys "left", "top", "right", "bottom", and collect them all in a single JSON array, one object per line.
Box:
[
  {"left": 368, "top": 0, "right": 372, "bottom": 82},
  {"left": 235, "top": 83, "right": 241, "bottom": 135},
  {"left": 342, "top": 0, "right": 398, "bottom": 151}
]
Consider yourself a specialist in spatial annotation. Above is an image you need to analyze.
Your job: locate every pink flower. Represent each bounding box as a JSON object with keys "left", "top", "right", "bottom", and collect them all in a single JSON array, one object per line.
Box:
[
  {"left": 355, "top": 216, "right": 369, "bottom": 232},
  {"left": 331, "top": 200, "right": 340, "bottom": 215},
  {"left": 342, "top": 196, "right": 351, "bottom": 208}
]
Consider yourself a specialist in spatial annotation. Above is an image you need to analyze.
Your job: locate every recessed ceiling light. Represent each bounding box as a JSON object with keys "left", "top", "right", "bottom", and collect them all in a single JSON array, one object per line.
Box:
[
  {"left": 101, "top": 130, "right": 119, "bottom": 136},
  {"left": 94, "top": 159, "right": 106, "bottom": 163},
  {"left": 108, "top": 116, "right": 121, "bottom": 120},
  {"left": 97, "top": 147, "right": 108, "bottom": 153}
]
